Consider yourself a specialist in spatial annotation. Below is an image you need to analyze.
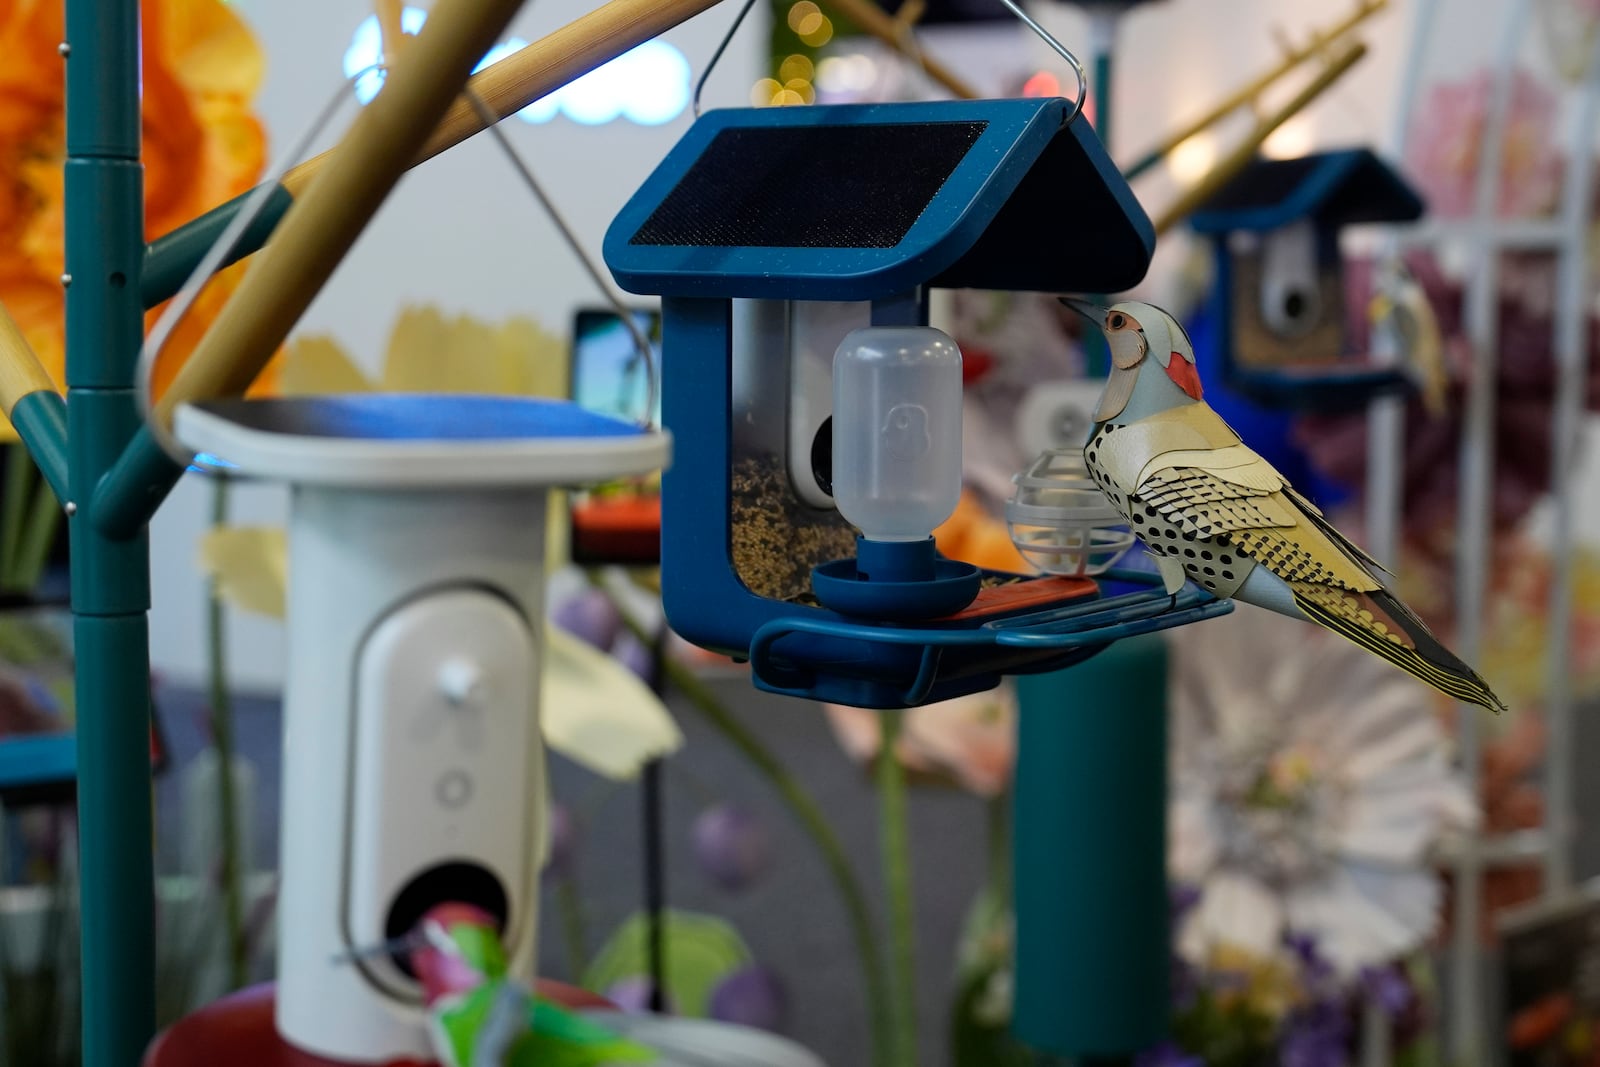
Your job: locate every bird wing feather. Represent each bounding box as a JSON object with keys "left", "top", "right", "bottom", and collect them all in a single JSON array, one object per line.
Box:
[{"left": 1136, "top": 459, "right": 1380, "bottom": 591}]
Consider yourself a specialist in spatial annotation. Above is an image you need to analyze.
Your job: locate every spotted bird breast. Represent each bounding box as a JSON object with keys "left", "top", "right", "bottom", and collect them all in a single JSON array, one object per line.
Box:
[{"left": 1083, "top": 423, "right": 1257, "bottom": 599}]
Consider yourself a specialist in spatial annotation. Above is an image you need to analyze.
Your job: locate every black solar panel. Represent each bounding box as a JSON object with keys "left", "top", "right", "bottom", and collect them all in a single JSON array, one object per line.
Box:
[{"left": 630, "top": 121, "right": 987, "bottom": 249}]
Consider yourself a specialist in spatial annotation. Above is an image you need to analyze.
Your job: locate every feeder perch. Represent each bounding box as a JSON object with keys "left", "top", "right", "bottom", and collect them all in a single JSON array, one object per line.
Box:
[
  {"left": 1189, "top": 147, "right": 1424, "bottom": 411},
  {"left": 174, "top": 394, "right": 669, "bottom": 1064},
  {"left": 604, "top": 98, "right": 1230, "bottom": 709}
]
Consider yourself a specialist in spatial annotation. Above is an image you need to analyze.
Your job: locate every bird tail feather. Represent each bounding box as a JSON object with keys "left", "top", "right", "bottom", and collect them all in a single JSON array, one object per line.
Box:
[{"left": 1292, "top": 585, "right": 1506, "bottom": 712}]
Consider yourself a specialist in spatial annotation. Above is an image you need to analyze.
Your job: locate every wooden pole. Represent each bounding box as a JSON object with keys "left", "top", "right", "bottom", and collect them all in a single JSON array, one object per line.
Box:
[
  {"left": 1124, "top": 0, "right": 1387, "bottom": 179},
  {"left": 0, "top": 302, "right": 60, "bottom": 417},
  {"left": 282, "top": 0, "right": 729, "bottom": 197},
  {"left": 155, "top": 0, "right": 533, "bottom": 425},
  {"left": 376, "top": 0, "right": 407, "bottom": 65},
  {"left": 1152, "top": 39, "right": 1367, "bottom": 235}
]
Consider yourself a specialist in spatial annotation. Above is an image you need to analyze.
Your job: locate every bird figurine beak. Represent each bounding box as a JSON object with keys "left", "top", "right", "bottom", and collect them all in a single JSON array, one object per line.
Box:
[{"left": 1059, "top": 296, "right": 1111, "bottom": 325}]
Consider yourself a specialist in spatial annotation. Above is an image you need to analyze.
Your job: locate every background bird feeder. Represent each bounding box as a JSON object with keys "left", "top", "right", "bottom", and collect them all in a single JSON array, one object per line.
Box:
[
  {"left": 1189, "top": 147, "right": 1425, "bottom": 410},
  {"left": 604, "top": 97, "right": 1231, "bottom": 709},
  {"left": 175, "top": 394, "right": 669, "bottom": 1063}
]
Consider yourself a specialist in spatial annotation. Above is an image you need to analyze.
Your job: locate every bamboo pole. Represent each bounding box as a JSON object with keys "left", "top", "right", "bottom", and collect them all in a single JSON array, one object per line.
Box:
[
  {"left": 817, "top": 0, "right": 980, "bottom": 100},
  {"left": 281, "top": 0, "right": 728, "bottom": 197},
  {"left": 1123, "top": 0, "right": 1387, "bottom": 179},
  {"left": 155, "top": 0, "right": 535, "bottom": 426},
  {"left": 1151, "top": 39, "right": 1367, "bottom": 235},
  {"left": 0, "top": 301, "right": 59, "bottom": 417},
  {"left": 376, "top": 0, "right": 407, "bottom": 64}
]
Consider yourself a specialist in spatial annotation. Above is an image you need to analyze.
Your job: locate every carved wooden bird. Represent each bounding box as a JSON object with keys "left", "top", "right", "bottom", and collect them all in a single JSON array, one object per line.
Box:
[{"left": 1067, "top": 297, "right": 1505, "bottom": 712}]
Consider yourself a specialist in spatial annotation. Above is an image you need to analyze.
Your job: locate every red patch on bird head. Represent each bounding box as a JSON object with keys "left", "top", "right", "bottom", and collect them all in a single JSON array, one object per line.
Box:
[{"left": 1165, "top": 355, "right": 1203, "bottom": 400}]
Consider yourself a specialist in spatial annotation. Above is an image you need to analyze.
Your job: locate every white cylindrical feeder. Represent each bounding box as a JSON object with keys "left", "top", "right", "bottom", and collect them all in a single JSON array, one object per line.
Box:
[{"left": 177, "top": 394, "right": 669, "bottom": 1063}]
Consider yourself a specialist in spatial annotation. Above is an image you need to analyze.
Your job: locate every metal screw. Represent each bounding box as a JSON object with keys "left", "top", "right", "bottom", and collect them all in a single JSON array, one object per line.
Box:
[
  {"left": 60, "top": 273, "right": 71, "bottom": 287},
  {"left": 64, "top": 502, "right": 77, "bottom": 516},
  {"left": 58, "top": 42, "right": 69, "bottom": 57}
]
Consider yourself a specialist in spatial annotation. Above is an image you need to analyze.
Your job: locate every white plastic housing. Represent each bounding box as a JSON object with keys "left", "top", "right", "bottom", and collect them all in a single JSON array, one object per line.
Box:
[
  {"left": 275, "top": 486, "right": 549, "bottom": 1063},
  {"left": 831, "top": 326, "right": 964, "bottom": 542},
  {"left": 174, "top": 400, "right": 670, "bottom": 1064}
]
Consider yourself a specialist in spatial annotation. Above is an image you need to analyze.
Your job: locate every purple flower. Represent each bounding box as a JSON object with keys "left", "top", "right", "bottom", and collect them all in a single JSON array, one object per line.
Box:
[
  {"left": 1280, "top": 1000, "right": 1353, "bottom": 1067},
  {"left": 605, "top": 976, "right": 673, "bottom": 1014},
  {"left": 543, "top": 804, "right": 577, "bottom": 884},
  {"left": 1169, "top": 882, "right": 1202, "bottom": 922},
  {"left": 1360, "top": 965, "right": 1414, "bottom": 1019},
  {"left": 1135, "top": 1041, "right": 1203, "bottom": 1067},
  {"left": 708, "top": 965, "right": 787, "bottom": 1031},
  {"left": 692, "top": 804, "right": 772, "bottom": 892},
  {"left": 613, "top": 631, "right": 659, "bottom": 687},
  {"left": 1284, "top": 930, "right": 1334, "bottom": 985},
  {"left": 553, "top": 589, "right": 622, "bottom": 652}
]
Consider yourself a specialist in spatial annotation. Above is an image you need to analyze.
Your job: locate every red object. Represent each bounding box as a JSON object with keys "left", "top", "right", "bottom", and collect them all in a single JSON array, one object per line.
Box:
[
  {"left": 570, "top": 494, "right": 661, "bottom": 564},
  {"left": 960, "top": 348, "right": 996, "bottom": 385},
  {"left": 143, "top": 980, "right": 615, "bottom": 1067},
  {"left": 942, "top": 575, "right": 1098, "bottom": 621}
]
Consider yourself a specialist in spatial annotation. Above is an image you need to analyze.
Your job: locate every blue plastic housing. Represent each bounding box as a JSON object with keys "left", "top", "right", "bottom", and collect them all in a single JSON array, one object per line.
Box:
[
  {"left": 603, "top": 99, "right": 1194, "bottom": 707},
  {"left": 1189, "top": 148, "right": 1426, "bottom": 410}
]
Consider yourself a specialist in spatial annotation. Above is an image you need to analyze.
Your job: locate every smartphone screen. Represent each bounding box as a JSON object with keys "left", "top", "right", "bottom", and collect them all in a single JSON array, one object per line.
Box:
[{"left": 569, "top": 308, "right": 663, "bottom": 565}]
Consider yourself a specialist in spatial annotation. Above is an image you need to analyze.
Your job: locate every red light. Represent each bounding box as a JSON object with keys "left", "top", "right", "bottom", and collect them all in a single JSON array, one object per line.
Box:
[{"left": 1021, "top": 71, "right": 1060, "bottom": 98}]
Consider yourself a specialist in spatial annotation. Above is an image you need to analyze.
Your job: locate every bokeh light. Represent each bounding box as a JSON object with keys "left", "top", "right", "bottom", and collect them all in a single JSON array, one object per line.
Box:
[
  {"left": 786, "top": 1, "right": 820, "bottom": 32},
  {"left": 779, "top": 53, "right": 815, "bottom": 84},
  {"left": 1168, "top": 133, "right": 1218, "bottom": 185}
]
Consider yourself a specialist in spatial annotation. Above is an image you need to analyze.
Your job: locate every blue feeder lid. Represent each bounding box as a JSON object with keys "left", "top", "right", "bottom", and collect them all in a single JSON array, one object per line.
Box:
[
  {"left": 604, "top": 98, "right": 1155, "bottom": 301},
  {"left": 1188, "top": 147, "right": 1424, "bottom": 235}
]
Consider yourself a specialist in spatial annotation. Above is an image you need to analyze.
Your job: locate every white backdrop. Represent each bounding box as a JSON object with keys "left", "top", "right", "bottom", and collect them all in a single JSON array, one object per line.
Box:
[{"left": 145, "top": 0, "right": 1472, "bottom": 691}]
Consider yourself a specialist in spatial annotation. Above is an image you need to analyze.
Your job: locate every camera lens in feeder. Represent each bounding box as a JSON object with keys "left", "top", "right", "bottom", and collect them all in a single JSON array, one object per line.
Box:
[
  {"left": 383, "top": 861, "right": 509, "bottom": 978},
  {"left": 811, "top": 417, "right": 834, "bottom": 497}
]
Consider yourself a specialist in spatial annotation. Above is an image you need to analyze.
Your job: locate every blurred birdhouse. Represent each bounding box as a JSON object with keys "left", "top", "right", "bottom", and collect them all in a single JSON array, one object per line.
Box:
[
  {"left": 1189, "top": 148, "right": 1424, "bottom": 410},
  {"left": 604, "top": 98, "right": 1229, "bottom": 709}
]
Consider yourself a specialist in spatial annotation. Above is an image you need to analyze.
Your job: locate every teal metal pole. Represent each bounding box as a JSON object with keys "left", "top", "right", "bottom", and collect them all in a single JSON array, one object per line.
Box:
[
  {"left": 63, "top": 0, "right": 159, "bottom": 1062},
  {"left": 1011, "top": 635, "right": 1170, "bottom": 1057}
]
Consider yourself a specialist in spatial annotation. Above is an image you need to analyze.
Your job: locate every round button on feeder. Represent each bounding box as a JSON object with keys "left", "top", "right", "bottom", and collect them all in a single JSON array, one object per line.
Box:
[
  {"left": 437, "top": 657, "right": 485, "bottom": 707},
  {"left": 435, "top": 769, "right": 474, "bottom": 809}
]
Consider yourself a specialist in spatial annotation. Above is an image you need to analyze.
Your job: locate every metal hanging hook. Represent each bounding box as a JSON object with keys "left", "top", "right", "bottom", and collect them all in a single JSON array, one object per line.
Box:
[
  {"left": 694, "top": 0, "right": 760, "bottom": 117},
  {"left": 462, "top": 86, "right": 661, "bottom": 429},
  {"left": 996, "top": 0, "right": 1089, "bottom": 123}
]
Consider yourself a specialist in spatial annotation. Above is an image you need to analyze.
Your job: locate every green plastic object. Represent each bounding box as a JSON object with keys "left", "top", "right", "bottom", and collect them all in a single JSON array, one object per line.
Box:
[{"left": 1011, "top": 634, "right": 1170, "bottom": 1058}]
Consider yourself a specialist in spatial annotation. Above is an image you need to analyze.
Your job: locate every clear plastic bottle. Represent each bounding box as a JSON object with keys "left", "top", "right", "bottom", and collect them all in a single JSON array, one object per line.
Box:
[{"left": 831, "top": 326, "right": 964, "bottom": 543}]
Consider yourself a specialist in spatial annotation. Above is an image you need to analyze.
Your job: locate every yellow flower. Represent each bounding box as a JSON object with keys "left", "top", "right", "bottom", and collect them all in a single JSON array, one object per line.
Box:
[{"left": 0, "top": 0, "right": 270, "bottom": 418}]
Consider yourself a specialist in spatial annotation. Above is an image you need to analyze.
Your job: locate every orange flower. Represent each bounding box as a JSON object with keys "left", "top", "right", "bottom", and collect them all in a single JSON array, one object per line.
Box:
[{"left": 0, "top": 0, "right": 268, "bottom": 413}]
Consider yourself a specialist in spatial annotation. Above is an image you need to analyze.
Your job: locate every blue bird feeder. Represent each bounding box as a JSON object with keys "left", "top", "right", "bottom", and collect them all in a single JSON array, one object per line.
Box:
[
  {"left": 604, "top": 98, "right": 1230, "bottom": 709},
  {"left": 1189, "top": 147, "right": 1425, "bottom": 411}
]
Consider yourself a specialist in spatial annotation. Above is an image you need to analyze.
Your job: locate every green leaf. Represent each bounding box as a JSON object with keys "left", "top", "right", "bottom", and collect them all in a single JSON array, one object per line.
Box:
[
  {"left": 949, "top": 965, "right": 1032, "bottom": 1067},
  {"left": 581, "top": 910, "right": 752, "bottom": 1018}
]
